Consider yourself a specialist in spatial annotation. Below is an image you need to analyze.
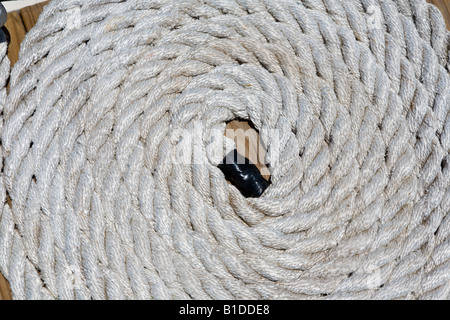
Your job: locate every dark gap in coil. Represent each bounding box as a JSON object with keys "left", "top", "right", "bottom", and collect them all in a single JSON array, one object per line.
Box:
[{"left": 218, "top": 149, "right": 270, "bottom": 198}]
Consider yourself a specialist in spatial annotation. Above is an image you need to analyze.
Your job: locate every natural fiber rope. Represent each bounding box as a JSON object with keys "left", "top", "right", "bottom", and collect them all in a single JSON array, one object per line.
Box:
[{"left": 0, "top": 0, "right": 449, "bottom": 300}]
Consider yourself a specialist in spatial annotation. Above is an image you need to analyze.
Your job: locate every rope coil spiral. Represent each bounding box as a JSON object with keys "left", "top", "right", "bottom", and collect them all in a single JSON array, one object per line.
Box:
[{"left": 0, "top": 0, "right": 449, "bottom": 299}]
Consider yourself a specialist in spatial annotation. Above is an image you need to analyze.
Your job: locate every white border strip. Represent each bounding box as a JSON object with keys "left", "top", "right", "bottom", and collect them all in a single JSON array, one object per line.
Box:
[{"left": 1, "top": 0, "right": 48, "bottom": 12}]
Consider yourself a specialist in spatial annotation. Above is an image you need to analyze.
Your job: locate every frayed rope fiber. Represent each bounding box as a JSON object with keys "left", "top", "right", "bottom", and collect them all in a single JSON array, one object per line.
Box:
[{"left": 0, "top": 0, "right": 449, "bottom": 300}]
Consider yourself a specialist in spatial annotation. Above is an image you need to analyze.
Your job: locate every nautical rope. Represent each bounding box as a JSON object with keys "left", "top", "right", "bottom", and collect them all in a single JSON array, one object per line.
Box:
[{"left": 0, "top": 0, "right": 449, "bottom": 300}]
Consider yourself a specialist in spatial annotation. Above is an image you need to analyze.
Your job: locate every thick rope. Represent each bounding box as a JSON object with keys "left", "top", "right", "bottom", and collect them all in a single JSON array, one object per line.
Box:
[{"left": 0, "top": 0, "right": 449, "bottom": 300}]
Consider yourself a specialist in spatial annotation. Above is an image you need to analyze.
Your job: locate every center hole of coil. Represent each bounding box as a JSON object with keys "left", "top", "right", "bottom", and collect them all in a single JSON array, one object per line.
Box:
[{"left": 218, "top": 120, "right": 271, "bottom": 198}]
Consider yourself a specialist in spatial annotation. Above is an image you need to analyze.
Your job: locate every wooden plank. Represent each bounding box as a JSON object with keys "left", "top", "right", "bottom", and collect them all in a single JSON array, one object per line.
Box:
[
  {"left": 0, "top": 272, "right": 12, "bottom": 300},
  {"left": 4, "top": 1, "right": 50, "bottom": 67},
  {"left": 225, "top": 120, "right": 271, "bottom": 181},
  {"left": 20, "top": 1, "right": 49, "bottom": 31},
  {"left": 4, "top": 10, "right": 27, "bottom": 67}
]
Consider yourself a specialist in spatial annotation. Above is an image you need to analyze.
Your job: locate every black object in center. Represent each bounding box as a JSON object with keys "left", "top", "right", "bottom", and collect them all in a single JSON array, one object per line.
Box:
[{"left": 218, "top": 149, "right": 270, "bottom": 198}]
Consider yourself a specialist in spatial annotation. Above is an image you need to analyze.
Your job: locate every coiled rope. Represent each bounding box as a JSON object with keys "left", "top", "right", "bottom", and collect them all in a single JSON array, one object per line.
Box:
[{"left": 0, "top": 0, "right": 449, "bottom": 300}]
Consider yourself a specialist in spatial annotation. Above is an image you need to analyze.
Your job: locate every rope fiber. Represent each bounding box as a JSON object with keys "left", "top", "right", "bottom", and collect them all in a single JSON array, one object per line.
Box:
[{"left": 0, "top": 0, "right": 449, "bottom": 300}]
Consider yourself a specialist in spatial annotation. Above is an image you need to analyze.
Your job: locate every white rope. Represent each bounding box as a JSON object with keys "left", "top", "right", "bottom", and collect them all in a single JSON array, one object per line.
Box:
[{"left": 0, "top": 0, "right": 449, "bottom": 300}]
